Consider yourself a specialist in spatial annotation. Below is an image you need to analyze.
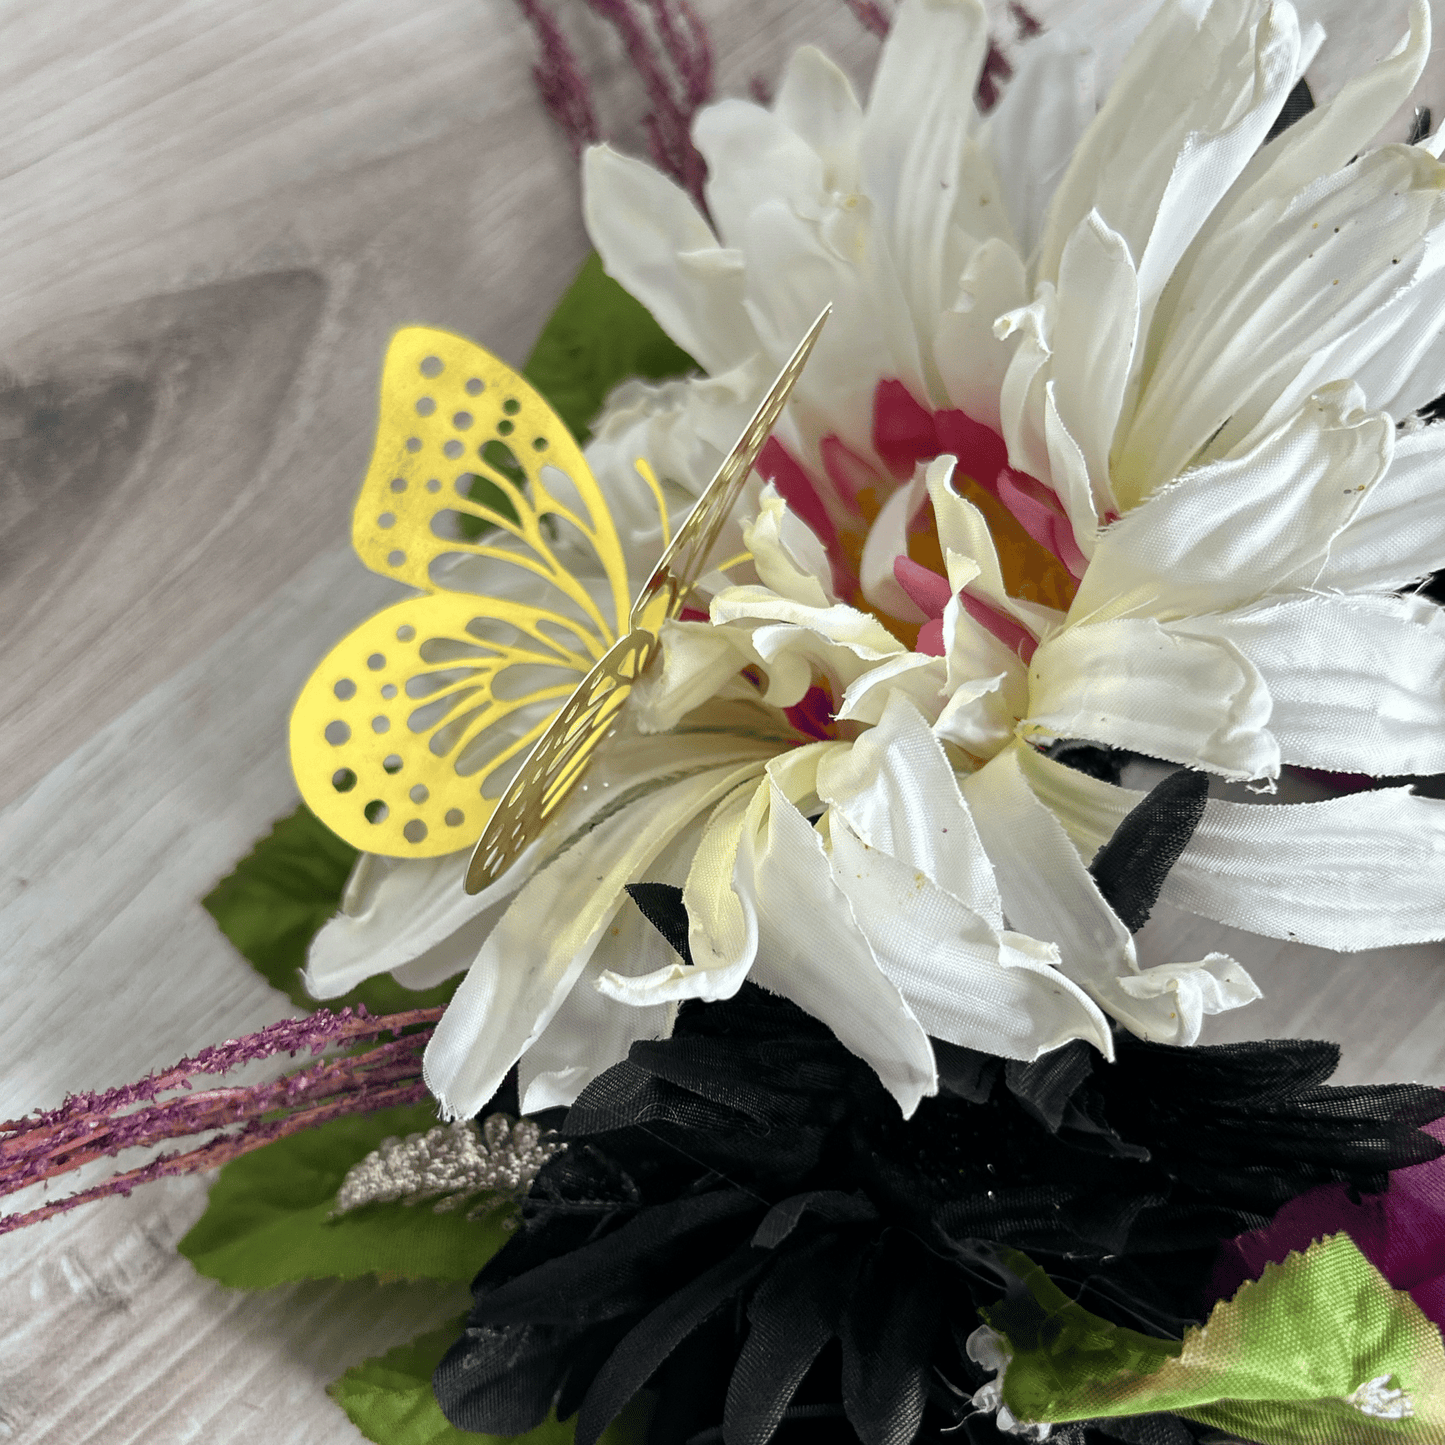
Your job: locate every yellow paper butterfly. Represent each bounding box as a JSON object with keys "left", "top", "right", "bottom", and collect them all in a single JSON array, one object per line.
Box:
[{"left": 290, "top": 308, "right": 829, "bottom": 876}]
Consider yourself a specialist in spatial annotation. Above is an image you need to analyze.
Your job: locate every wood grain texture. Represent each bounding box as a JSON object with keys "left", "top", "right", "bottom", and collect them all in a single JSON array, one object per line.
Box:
[
  {"left": 0, "top": 1179, "right": 470, "bottom": 1445},
  {"left": 0, "top": 0, "right": 880, "bottom": 810},
  {"left": 3, "top": 1, "right": 1444, "bottom": 1440}
]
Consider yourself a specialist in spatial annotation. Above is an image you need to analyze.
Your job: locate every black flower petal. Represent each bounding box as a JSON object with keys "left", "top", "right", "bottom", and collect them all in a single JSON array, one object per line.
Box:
[{"left": 434, "top": 982, "right": 1444, "bottom": 1445}]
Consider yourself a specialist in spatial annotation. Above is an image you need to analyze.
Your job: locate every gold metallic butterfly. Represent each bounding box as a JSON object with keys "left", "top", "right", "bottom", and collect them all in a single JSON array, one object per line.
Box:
[{"left": 290, "top": 308, "right": 828, "bottom": 876}]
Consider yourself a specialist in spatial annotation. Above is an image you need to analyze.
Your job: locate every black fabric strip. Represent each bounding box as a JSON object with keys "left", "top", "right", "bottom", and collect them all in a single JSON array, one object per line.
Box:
[
  {"left": 724, "top": 1237, "right": 858, "bottom": 1445},
  {"left": 576, "top": 1246, "right": 770, "bottom": 1445},
  {"left": 1263, "top": 75, "right": 1314, "bottom": 144},
  {"left": 626, "top": 882, "right": 694, "bottom": 965},
  {"left": 1088, "top": 768, "right": 1209, "bottom": 932}
]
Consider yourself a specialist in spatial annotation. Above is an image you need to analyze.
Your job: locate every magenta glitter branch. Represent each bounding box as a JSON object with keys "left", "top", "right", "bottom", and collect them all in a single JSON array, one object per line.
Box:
[{"left": 0, "top": 1006, "right": 443, "bottom": 1234}]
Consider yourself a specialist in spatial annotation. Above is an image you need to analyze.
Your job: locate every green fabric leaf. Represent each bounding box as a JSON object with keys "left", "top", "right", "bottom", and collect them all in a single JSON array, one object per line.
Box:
[
  {"left": 179, "top": 1105, "right": 510, "bottom": 1287},
  {"left": 987, "top": 1234, "right": 1445, "bottom": 1443},
  {"left": 202, "top": 804, "right": 458, "bottom": 1015},
  {"left": 523, "top": 251, "right": 696, "bottom": 442},
  {"left": 329, "top": 1316, "right": 650, "bottom": 1445}
]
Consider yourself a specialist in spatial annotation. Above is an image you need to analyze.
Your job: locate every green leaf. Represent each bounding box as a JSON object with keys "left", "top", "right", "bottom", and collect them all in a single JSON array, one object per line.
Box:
[
  {"left": 987, "top": 1235, "right": 1445, "bottom": 1442},
  {"left": 203, "top": 804, "right": 459, "bottom": 1015},
  {"left": 330, "top": 1317, "right": 652, "bottom": 1445},
  {"left": 179, "top": 1105, "right": 511, "bottom": 1287},
  {"left": 523, "top": 251, "right": 696, "bottom": 442}
]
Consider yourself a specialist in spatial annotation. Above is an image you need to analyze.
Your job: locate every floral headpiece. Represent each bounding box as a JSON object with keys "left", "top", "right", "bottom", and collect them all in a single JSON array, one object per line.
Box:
[{"left": 9, "top": 2, "right": 1445, "bottom": 1442}]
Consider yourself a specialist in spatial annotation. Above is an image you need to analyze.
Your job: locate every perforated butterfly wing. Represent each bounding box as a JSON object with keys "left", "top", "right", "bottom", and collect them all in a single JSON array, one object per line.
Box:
[
  {"left": 290, "top": 328, "right": 636, "bottom": 857},
  {"left": 464, "top": 307, "right": 830, "bottom": 893},
  {"left": 630, "top": 306, "right": 831, "bottom": 635}
]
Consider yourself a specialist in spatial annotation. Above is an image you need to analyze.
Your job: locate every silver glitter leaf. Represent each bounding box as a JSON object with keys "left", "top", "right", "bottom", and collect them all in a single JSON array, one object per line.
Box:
[{"left": 331, "top": 1113, "right": 560, "bottom": 1218}]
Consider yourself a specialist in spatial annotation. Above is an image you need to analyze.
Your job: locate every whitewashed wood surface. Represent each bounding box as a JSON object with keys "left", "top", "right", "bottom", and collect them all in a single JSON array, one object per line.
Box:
[{"left": 1, "top": 1, "right": 1442, "bottom": 1440}]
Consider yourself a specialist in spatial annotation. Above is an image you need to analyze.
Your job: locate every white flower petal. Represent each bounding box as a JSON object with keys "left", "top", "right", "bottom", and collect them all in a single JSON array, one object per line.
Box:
[
  {"left": 1114, "top": 143, "right": 1445, "bottom": 504},
  {"left": 695, "top": 98, "right": 827, "bottom": 247},
  {"left": 1038, "top": 0, "right": 1301, "bottom": 312},
  {"left": 934, "top": 238, "right": 1029, "bottom": 433},
  {"left": 1002, "top": 245, "right": 1140, "bottom": 548},
  {"left": 860, "top": 0, "right": 995, "bottom": 362},
  {"left": 423, "top": 760, "right": 773, "bottom": 1118},
  {"left": 1041, "top": 380, "right": 1100, "bottom": 556},
  {"left": 961, "top": 746, "right": 1132, "bottom": 1042},
  {"left": 860, "top": 0, "right": 986, "bottom": 216},
  {"left": 1186, "top": 592, "right": 1445, "bottom": 776},
  {"left": 963, "top": 745, "right": 1258, "bottom": 1045},
  {"left": 827, "top": 819, "right": 1113, "bottom": 1059},
  {"left": 859, "top": 471, "right": 929, "bottom": 621},
  {"left": 933, "top": 672, "right": 1019, "bottom": 758},
  {"left": 709, "top": 585, "right": 906, "bottom": 706},
  {"left": 1324, "top": 421, "right": 1445, "bottom": 588},
  {"left": 518, "top": 903, "right": 676, "bottom": 1113},
  {"left": 1114, "top": 954, "right": 1262, "bottom": 1045},
  {"left": 995, "top": 285, "right": 1055, "bottom": 484},
  {"left": 1179, "top": 1, "right": 1429, "bottom": 289},
  {"left": 598, "top": 775, "right": 770, "bottom": 1005},
  {"left": 633, "top": 619, "right": 756, "bottom": 734},
  {"left": 941, "top": 579, "right": 1031, "bottom": 708},
  {"left": 986, "top": 29, "right": 1097, "bottom": 259},
  {"left": 583, "top": 144, "right": 757, "bottom": 376},
  {"left": 1049, "top": 210, "right": 1138, "bottom": 519},
  {"left": 744, "top": 484, "right": 835, "bottom": 608},
  {"left": 927, "top": 457, "right": 1063, "bottom": 638},
  {"left": 1333, "top": 263, "right": 1445, "bottom": 417},
  {"left": 588, "top": 361, "right": 767, "bottom": 499},
  {"left": 773, "top": 45, "right": 864, "bottom": 192},
  {"left": 738, "top": 197, "right": 921, "bottom": 457},
  {"left": 387, "top": 905, "right": 504, "bottom": 992},
  {"left": 1128, "top": 3, "right": 1302, "bottom": 322},
  {"left": 817, "top": 691, "right": 1004, "bottom": 923},
  {"left": 1073, "top": 385, "right": 1393, "bottom": 623},
  {"left": 838, "top": 652, "right": 950, "bottom": 729},
  {"left": 1025, "top": 617, "right": 1279, "bottom": 782},
  {"left": 739, "top": 768, "right": 937, "bottom": 1116},
  {"left": 1018, "top": 742, "right": 1445, "bottom": 951},
  {"left": 306, "top": 850, "right": 521, "bottom": 998}
]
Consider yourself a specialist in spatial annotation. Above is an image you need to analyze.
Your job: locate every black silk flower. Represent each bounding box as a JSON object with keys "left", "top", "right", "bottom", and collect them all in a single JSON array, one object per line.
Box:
[{"left": 433, "top": 772, "right": 1445, "bottom": 1445}]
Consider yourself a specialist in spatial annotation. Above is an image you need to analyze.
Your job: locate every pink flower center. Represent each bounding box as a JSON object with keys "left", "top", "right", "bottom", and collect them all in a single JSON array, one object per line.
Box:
[{"left": 758, "top": 379, "right": 1085, "bottom": 662}]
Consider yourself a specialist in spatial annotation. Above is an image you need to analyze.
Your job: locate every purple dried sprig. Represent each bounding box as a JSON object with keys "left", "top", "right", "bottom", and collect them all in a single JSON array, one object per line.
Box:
[
  {"left": 841, "top": 0, "right": 891, "bottom": 39},
  {"left": 1009, "top": 2, "right": 1044, "bottom": 40},
  {"left": 976, "top": 38, "right": 1015, "bottom": 113},
  {"left": 512, "top": 0, "right": 714, "bottom": 213},
  {"left": 3, "top": 1035, "right": 429, "bottom": 1189},
  {"left": 514, "top": 0, "right": 602, "bottom": 158},
  {"left": 0, "top": 1080, "right": 431, "bottom": 1236},
  {"left": 0, "top": 1005, "right": 438, "bottom": 1137},
  {"left": 0, "top": 1006, "right": 442, "bottom": 1235},
  {"left": 584, "top": 0, "right": 713, "bottom": 211}
]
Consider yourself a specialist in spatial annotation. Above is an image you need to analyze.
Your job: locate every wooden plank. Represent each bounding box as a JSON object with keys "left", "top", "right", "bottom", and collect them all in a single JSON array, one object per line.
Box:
[{"left": 4, "top": 1, "right": 1444, "bottom": 1439}]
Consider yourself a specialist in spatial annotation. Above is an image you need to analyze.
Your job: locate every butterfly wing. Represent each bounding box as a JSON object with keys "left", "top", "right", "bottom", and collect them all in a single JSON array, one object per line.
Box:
[
  {"left": 350, "top": 326, "right": 632, "bottom": 636},
  {"left": 291, "top": 327, "right": 637, "bottom": 856},
  {"left": 291, "top": 592, "right": 614, "bottom": 856},
  {"left": 464, "top": 306, "right": 831, "bottom": 894},
  {"left": 463, "top": 627, "right": 658, "bottom": 889},
  {"left": 629, "top": 305, "right": 831, "bottom": 634}
]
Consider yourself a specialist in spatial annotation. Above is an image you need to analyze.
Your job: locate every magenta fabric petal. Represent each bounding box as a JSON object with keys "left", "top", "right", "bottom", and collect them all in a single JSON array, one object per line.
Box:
[
  {"left": 957, "top": 589, "right": 1038, "bottom": 664},
  {"left": 1210, "top": 1112, "right": 1445, "bottom": 1332},
  {"left": 759, "top": 436, "right": 843, "bottom": 557},
  {"left": 873, "top": 378, "right": 939, "bottom": 478},
  {"left": 893, "top": 554, "right": 952, "bottom": 617}
]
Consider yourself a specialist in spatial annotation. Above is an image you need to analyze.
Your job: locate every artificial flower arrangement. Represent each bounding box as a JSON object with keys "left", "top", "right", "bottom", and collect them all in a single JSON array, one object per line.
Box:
[{"left": 7, "top": 0, "right": 1445, "bottom": 1442}]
